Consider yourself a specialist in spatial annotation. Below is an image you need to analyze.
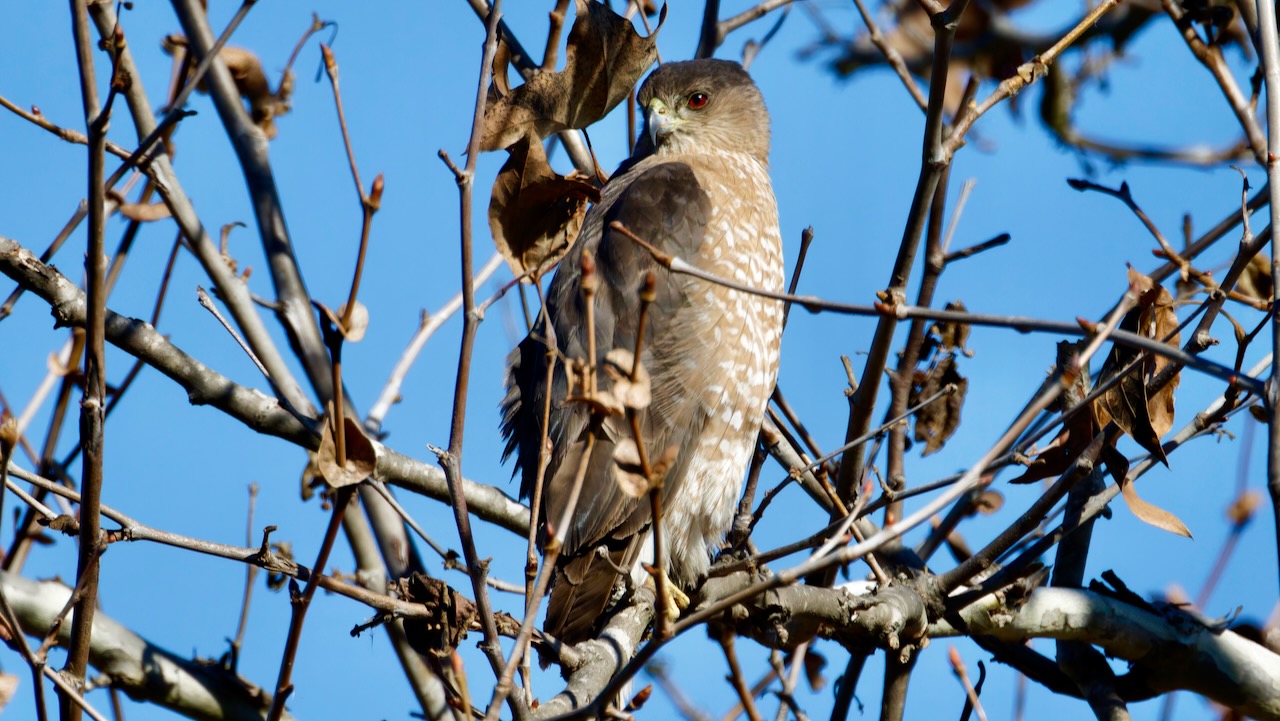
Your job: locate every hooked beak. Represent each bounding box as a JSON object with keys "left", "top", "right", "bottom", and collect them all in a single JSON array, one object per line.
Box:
[{"left": 645, "top": 99, "right": 677, "bottom": 147}]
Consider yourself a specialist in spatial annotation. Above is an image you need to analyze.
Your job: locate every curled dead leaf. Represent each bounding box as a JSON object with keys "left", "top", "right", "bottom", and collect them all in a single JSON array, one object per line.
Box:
[
  {"left": 400, "top": 573, "right": 477, "bottom": 659},
  {"left": 612, "top": 438, "right": 677, "bottom": 498},
  {"left": 316, "top": 401, "right": 377, "bottom": 488},
  {"left": 0, "top": 416, "right": 18, "bottom": 459},
  {"left": 337, "top": 300, "right": 369, "bottom": 342},
  {"left": 1010, "top": 342, "right": 1096, "bottom": 485},
  {"left": 300, "top": 450, "right": 322, "bottom": 501},
  {"left": 613, "top": 438, "right": 650, "bottom": 497},
  {"left": 911, "top": 355, "right": 968, "bottom": 456},
  {"left": 480, "top": 0, "right": 664, "bottom": 151},
  {"left": 108, "top": 190, "right": 172, "bottom": 222},
  {"left": 625, "top": 684, "right": 654, "bottom": 712},
  {"left": 1120, "top": 479, "right": 1192, "bottom": 538},
  {"left": 971, "top": 490, "right": 1004, "bottom": 515},
  {"left": 1094, "top": 268, "right": 1181, "bottom": 465},
  {"left": 489, "top": 134, "right": 598, "bottom": 279},
  {"left": 1226, "top": 489, "right": 1262, "bottom": 526},
  {"left": 164, "top": 35, "right": 293, "bottom": 139},
  {"left": 0, "top": 671, "right": 15, "bottom": 712},
  {"left": 1236, "top": 252, "right": 1272, "bottom": 304},
  {"left": 602, "top": 347, "right": 651, "bottom": 410},
  {"left": 0, "top": 672, "right": 17, "bottom": 710},
  {"left": 930, "top": 300, "right": 973, "bottom": 357},
  {"left": 802, "top": 650, "right": 827, "bottom": 692}
]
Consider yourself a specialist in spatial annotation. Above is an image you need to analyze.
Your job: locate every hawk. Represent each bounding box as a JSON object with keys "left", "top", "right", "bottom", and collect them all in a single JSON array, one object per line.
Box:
[{"left": 501, "top": 59, "right": 784, "bottom": 643}]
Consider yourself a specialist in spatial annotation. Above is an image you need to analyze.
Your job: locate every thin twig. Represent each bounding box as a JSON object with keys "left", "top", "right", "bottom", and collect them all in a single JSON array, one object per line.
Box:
[
  {"left": 265, "top": 487, "right": 356, "bottom": 721},
  {"left": 831, "top": 0, "right": 972, "bottom": 532},
  {"left": 718, "top": 627, "right": 764, "bottom": 721},
  {"left": 851, "top": 0, "right": 928, "bottom": 111},
  {"left": 437, "top": 2, "right": 524, "bottom": 716},
  {"left": 942, "top": 0, "right": 1125, "bottom": 160},
  {"left": 1255, "top": 0, "right": 1280, "bottom": 594},
  {"left": 0, "top": 95, "right": 131, "bottom": 159},
  {"left": 64, "top": 3, "right": 108, "bottom": 717},
  {"left": 197, "top": 286, "right": 271, "bottom": 379},
  {"left": 1164, "top": 0, "right": 1268, "bottom": 163},
  {"left": 227, "top": 483, "right": 259, "bottom": 673},
  {"left": 949, "top": 647, "right": 989, "bottom": 721}
]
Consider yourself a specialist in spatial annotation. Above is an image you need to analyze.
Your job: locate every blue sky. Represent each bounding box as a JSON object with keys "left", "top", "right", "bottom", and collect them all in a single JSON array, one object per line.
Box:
[{"left": 0, "top": 2, "right": 1274, "bottom": 720}]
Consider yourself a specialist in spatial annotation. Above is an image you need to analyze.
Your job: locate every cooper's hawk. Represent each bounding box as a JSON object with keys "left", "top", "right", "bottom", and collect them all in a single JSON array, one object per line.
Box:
[{"left": 501, "top": 59, "right": 784, "bottom": 643}]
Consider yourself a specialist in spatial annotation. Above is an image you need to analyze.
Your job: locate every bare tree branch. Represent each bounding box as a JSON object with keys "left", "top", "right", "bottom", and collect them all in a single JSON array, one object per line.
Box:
[{"left": 2, "top": 570, "right": 294, "bottom": 721}]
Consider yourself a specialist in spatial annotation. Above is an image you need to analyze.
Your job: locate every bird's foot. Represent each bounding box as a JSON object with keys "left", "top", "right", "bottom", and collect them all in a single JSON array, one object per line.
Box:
[{"left": 644, "top": 567, "right": 689, "bottom": 626}]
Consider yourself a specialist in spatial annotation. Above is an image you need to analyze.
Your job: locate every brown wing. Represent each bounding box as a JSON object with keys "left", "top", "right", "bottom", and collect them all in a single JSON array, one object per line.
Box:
[{"left": 500, "top": 161, "right": 712, "bottom": 642}]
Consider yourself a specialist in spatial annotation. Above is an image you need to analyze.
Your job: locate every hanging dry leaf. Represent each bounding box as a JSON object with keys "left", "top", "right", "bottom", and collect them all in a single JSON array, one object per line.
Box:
[
  {"left": 612, "top": 438, "right": 677, "bottom": 498},
  {"left": 1226, "top": 489, "right": 1262, "bottom": 526},
  {"left": 299, "top": 450, "right": 322, "bottom": 501},
  {"left": 108, "top": 189, "right": 172, "bottom": 222},
  {"left": 1094, "top": 268, "right": 1181, "bottom": 465},
  {"left": 489, "top": 133, "right": 598, "bottom": 279},
  {"left": 930, "top": 300, "right": 973, "bottom": 357},
  {"left": 911, "top": 355, "right": 967, "bottom": 456},
  {"left": 480, "top": 0, "right": 665, "bottom": 151},
  {"left": 626, "top": 685, "right": 654, "bottom": 712},
  {"left": 802, "top": 649, "right": 827, "bottom": 692},
  {"left": 400, "top": 572, "right": 477, "bottom": 659},
  {"left": 164, "top": 35, "right": 293, "bottom": 139},
  {"left": 971, "top": 489, "right": 1003, "bottom": 514},
  {"left": 613, "top": 438, "right": 650, "bottom": 497},
  {"left": 602, "top": 347, "right": 651, "bottom": 410},
  {"left": 1010, "top": 341, "right": 1095, "bottom": 485},
  {"left": 337, "top": 300, "right": 369, "bottom": 342},
  {"left": 1120, "top": 478, "right": 1192, "bottom": 538},
  {"left": 315, "top": 401, "right": 377, "bottom": 488},
  {"left": 0, "top": 416, "right": 17, "bottom": 459},
  {"left": 0, "top": 672, "right": 18, "bottom": 711},
  {"left": 1236, "top": 252, "right": 1272, "bottom": 304},
  {"left": 833, "top": 0, "right": 1033, "bottom": 114}
]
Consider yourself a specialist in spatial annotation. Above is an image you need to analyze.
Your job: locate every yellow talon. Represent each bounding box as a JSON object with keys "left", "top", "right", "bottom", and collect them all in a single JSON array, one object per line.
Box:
[{"left": 644, "top": 567, "right": 690, "bottom": 623}]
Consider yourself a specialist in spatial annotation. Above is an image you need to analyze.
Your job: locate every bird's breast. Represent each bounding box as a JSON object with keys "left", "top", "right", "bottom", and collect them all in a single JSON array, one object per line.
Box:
[{"left": 663, "top": 151, "right": 785, "bottom": 585}]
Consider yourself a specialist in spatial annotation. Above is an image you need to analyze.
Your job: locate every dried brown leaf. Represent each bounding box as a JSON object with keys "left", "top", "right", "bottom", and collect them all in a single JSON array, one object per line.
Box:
[
  {"left": 1120, "top": 479, "right": 1192, "bottom": 538},
  {"left": 1010, "top": 343, "right": 1095, "bottom": 485},
  {"left": 1095, "top": 269, "right": 1181, "bottom": 464},
  {"left": 338, "top": 300, "right": 369, "bottom": 342},
  {"left": 221, "top": 45, "right": 293, "bottom": 139},
  {"left": 613, "top": 438, "right": 650, "bottom": 497},
  {"left": 911, "top": 355, "right": 967, "bottom": 456},
  {"left": 602, "top": 347, "right": 651, "bottom": 410},
  {"left": 612, "top": 438, "right": 676, "bottom": 498},
  {"left": 166, "top": 36, "right": 292, "bottom": 139},
  {"left": 649, "top": 444, "right": 678, "bottom": 487},
  {"left": 971, "top": 489, "right": 1004, "bottom": 514},
  {"left": 489, "top": 133, "right": 599, "bottom": 279},
  {"left": 625, "top": 685, "right": 654, "bottom": 712},
  {"left": 1227, "top": 489, "right": 1262, "bottom": 526},
  {"left": 480, "top": 0, "right": 664, "bottom": 151},
  {"left": 0, "top": 416, "right": 17, "bottom": 458},
  {"left": 401, "top": 573, "right": 477, "bottom": 659},
  {"left": 0, "top": 672, "right": 18, "bottom": 711},
  {"left": 802, "top": 649, "right": 828, "bottom": 692},
  {"left": 113, "top": 195, "right": 172, "bottom": 222},
  {"left": 1236, "top": 252, "right": 1272, "bottom": 303},
  {"left": 930, "top": 300, "right": 972, "bottom": 356},
  {"left": 300, "top": 451, "right": 321, "bottom": 501},
  {"left": 316, "top": 401, "right": 377, "bottom": 488}
]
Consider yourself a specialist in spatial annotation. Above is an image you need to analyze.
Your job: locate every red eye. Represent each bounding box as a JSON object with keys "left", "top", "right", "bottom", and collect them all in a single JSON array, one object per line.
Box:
[{"left": 687, "top": 92, "right": 709, "bottom": 109}]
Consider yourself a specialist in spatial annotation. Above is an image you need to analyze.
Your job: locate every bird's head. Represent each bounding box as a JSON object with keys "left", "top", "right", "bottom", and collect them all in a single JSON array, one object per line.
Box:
[{"left": 634, "top": 59, "right": 771, "bottom": 164}]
